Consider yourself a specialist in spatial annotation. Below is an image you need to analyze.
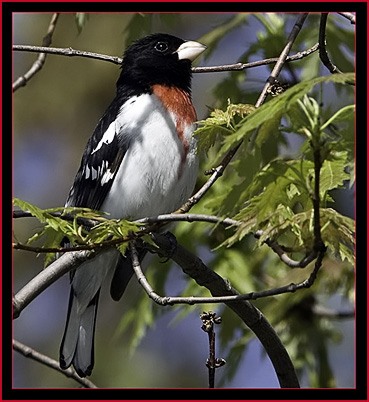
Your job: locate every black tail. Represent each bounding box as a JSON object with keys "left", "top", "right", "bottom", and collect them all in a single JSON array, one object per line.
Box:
[
  {"left": 110, "top": 250, "right": 147, "bottom": 301},
  {"left": 59, "top": 289, "right": 100, "bottom": 377}
]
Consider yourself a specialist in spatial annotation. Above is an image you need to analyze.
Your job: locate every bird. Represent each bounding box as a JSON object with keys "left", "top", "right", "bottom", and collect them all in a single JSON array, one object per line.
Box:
[{"left": 59, "top": 33, "right": 206, "bottom": 377}]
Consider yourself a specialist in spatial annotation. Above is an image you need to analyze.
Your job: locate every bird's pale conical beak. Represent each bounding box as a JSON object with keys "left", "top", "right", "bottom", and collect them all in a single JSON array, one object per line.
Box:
[{"left": 176, "top": 40, "right": 207, "bottom": 62}]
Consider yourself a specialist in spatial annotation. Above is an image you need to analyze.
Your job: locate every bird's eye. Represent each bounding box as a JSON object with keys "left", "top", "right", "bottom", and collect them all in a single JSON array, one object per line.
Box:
[{"left": 154, "top": 41, "right": 169, "bottom": 53}]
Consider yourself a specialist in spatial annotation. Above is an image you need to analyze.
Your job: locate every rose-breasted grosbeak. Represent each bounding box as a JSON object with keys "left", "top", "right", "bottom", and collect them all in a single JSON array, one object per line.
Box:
[{"left": 59, "top": 33, "right": 206, "bottom": 377}]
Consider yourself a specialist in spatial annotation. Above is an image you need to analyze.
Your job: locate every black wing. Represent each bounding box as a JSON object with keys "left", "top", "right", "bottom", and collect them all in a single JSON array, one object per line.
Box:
[{"left": 65, "top": 98, "right": 127, "bottom": 211}]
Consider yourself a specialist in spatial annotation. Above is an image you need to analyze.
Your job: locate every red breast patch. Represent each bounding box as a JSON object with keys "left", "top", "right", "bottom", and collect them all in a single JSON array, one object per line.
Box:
[{"left": 152, "top": 85, "right": 197, "bottom": 179}]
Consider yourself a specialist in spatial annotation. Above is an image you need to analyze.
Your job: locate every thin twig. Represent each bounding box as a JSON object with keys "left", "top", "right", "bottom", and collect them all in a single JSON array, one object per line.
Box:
[
  {"left": 255, "top": 13, "right": 309, "bottom": 107},
  {"left": 254, "top": 230, "right": 318, "bottom": 268},
  {"left": 12, "top": 209, "right": 101, "bottom": 228},
  {"left": 13, "top": 208, "right": 318, "bottom": 269},
  {"left": 135, "top": 213, "right": 239, "bottom": 227},
  {"left": 130, "top": 244, "right": 168, "bottom": 305},
  {"left": 12, "top": 43, "right": 319, "bottom": 75},
  {"left": 13, "top": 225, "right": 145, "bottom": 253},
  {"left": 13, "top": 339, "right": 97, "bottom": 388},
  {"left": 144, "top": 232, "right": 324, "bottom": 305},
  {"left": 337, "top": 12, "right": 355, "bottom": 25},
  {"left": 200, "top": 311, "right": 225, "bottom": 388},
  {"left": 13, "top": 13, "right": 60, "bottom": 92},
  {"left": 192, "top": 43, "right": 319, "bottom": 73},
  {"left": 175, "top": 143, "right": 242, "bottom": 214},
  {"left": 12, "top": 44, "right": 123, "bottom": 66},
  {"left": 293, "top": 249, "right": 325, "bottom": 290},
  {"left": 318, "top": 13, "right": 342, "bottom": 74}
]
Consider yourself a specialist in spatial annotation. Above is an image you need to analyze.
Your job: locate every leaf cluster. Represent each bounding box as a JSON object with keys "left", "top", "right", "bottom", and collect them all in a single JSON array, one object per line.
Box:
[
  {"left": 195, "top": 74, "right": 355, "bottom": 264},
  {"left": 13, "top": 198, "right": 142, "bottom": 266},
  {"left": 188, "top": 74, "right": 355, "bottom": 386}
]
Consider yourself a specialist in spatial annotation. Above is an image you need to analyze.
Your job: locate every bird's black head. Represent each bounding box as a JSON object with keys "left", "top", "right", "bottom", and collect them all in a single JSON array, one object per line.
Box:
[{"left": 117, "top": 33, "right": 206, "bottom": 94}]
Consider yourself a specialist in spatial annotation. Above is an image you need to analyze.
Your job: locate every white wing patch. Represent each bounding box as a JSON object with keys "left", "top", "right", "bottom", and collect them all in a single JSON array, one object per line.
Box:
[
  {"left": 84, "top": 165, "right": 91, "bottom": 179},
  {"left": 91, "top": 122, "right": 116, "bottom": 155},
  {"left": 91, "top": 96, "right": 139, "bottom": 156},
  {"left": 100, "top": 169, "right": 115, "bottom": 186}
]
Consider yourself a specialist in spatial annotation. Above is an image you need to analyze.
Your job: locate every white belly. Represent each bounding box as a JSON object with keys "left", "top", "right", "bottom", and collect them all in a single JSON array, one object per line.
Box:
[{"left": 101, "top": 93, "right": 198, "bottom": 219}]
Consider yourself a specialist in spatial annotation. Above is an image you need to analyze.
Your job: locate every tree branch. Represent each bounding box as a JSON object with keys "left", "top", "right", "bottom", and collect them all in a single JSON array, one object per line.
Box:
[
  {"left": 12, "top": 44, "right": 123, "bottom": 66},
  {"left": 129, "top": 231, "right": 325, "bottom": 307},
  {"left": 150, "top": 233, "right": 300, "bottom": 388},
  {"left": 12, "top": 208, "right": 100, "bottom": 228},
  {"left": 255, "top": 13, "right": 309, "bottom": 107},
  {"left": 192, "top": 43, "right": 319, "bottom": 73},
  {"left": 12, "top": 43, "right": 319, "bottom": 75},
  {"left": 318, "top": 13, "right": 343, "bottom": 74},
  {"left": 13, "top": 250, "right": 94, "bottom": 319},
  {"left": 175, "top": 143, "right": 243, "bottom": 214},
  {"left": 337, "top": 12, "right": 355, "bottom": 25},
  {"left": 254, "top": 230, "right": 318, "bottom": 268},
  {"left": 13, "top": 339, "right": 98, "bottom": 388},
  {"left": 13, "top": 13, "right": 60, "bottom": 92},
  {"left": 200, "top": 311, "right": 225, "bottom": 388},
  {"left": 13, "top": 208, "right": 320, "bottom": 269}
]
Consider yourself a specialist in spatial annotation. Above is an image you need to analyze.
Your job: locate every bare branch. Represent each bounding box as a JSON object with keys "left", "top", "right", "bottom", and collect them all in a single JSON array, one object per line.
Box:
[
  {"left": 16, "top": 233, "right": 312, "bottom": 320},
  {"left": 13, "top": 207, "right": 239, "bottom": 227},
  {"left": 255, "top": 13, "right": 309, "bottom": 107},
  {"left": 13, "top": 43, "right": 319, "bottom": 75},
  {"left": 200, "top": 311, "right": 225, "bottom": 388},
  {"left": 13, "top": 339, "right": 97, "bottom": 388},
  {"left": 192, "top": 43, "right": 319, "bottom": 73},
  {"left": 147, "top": 233, "right": 325, "bottom": 304},
  {"left": 12, "top": 208, "right": 100, "bottom": 228},
  {"left": 254, "top": 230, "right": 318, "bottom": 268},
  {"left": 151, "top": 233, "right": 300, "bottom": 388},
  {"left": 13, "top": 250, "right": 94, "bottom": 319},
  {"left": 130, "top": 244, "right": 168, "bottom": 305},
  {"left": 319, "top": 13, "right": 343, "bottom": 74},
  {"left": 13, "top": 13, "right": 60, "bottom": 92},
  {"left": 12, "top": 44, "right": 123, "bottom": 66},
  {"left": 337, "top": 12, "right": 356, "bottom": 24},
  {"left": 136, "top": 213, "right": 239, "bottom": 227},
  {"left": 13, "top": 206, "right": 320, "bottom": 269}
]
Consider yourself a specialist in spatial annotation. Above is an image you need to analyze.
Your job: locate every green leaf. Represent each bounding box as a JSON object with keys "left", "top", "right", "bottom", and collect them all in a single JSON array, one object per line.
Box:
[
  {"left": 13, "top": 197, "right": 48, "bottom": 222},
  {"left": 13, "top": 197, "right": 142, "bottom": 267},
  {"left": 320, "top": 208, "right": 355, "bottom": 265},
  {"left": 75, "top": 13, "right": 89, "bottom": 34},
  {"left": 321, "top": 105, "right": 355, "bottom": 131},
  {"left": 195, "top": 103, "right": 255, "bottom": 155},
  {"left": 319, "top": 151, "right": 350, "bottom": 197},
  {"left": 219, "top": 73, "right": 355, "bottom": 154}
]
